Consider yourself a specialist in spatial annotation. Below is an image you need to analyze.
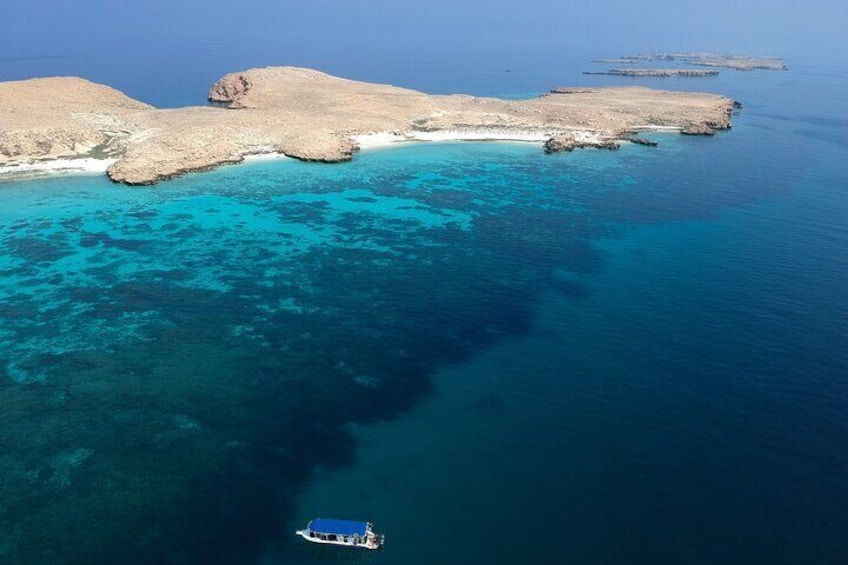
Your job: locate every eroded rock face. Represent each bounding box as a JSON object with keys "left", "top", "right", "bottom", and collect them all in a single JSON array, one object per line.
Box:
[
  {"left": 0, "top": 77, "right": 152, "bottom": 164},
  {"left": 1, "top": 67, "right": 740, "bottom": 185},
  {"left": 681, "top": 123, "right": 717, "bottom": 135},
  {"left": 544, "top": 133, "right": 620, "bottom": 153},
  {"left": 0, "top": 127, "right": 101, "bottom": 158},
  {"left": 278, "top": 135, "right": 358, "bottom": 163},
  {"left": 207, "top": 74, "right": 253, "bottom": 108}
]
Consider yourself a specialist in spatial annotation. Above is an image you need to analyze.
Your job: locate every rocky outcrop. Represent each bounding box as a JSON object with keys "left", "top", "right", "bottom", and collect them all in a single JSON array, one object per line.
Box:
[
  {"left": 0, "top": 77, "right": 151, "bottom": 164},
  {"left": 544, "top": 133, "right": 619, "bottom": 153},
  {"left": 278, "top": 135, "right": 358, "bottom": 163},
  {"left": 680, "top": 123, "right": 717, "bottom": 135},
  {"left": 623, "top": 136, "right": 659, "bottom": 147},
  {"left": 1, "top": 68, "right": 739, "bottom": 185},
  {"left": 0, "top": 127, "right": 101, "bottom": 158},
  {"left": 549, "top": 87, "right": 599, "bottom": 94},
  {"left": 207, "top": 73, "right": 253, "bottom": 108}
]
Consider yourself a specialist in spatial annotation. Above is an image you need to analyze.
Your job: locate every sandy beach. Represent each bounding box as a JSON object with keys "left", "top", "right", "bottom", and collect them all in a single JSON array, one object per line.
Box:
[{"left": 0, "top": 157, "right": 117, "bottom": 179}]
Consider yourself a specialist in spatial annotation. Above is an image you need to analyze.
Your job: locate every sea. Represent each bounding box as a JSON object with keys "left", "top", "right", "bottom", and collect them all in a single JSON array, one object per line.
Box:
[{"left": 1, "top": 47, "right": 847, "bottom": 564}]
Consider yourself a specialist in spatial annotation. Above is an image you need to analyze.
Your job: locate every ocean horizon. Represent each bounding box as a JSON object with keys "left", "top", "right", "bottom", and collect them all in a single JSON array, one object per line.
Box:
[{"left": 1, "top": 53, "right": 847, "bottom": 564}]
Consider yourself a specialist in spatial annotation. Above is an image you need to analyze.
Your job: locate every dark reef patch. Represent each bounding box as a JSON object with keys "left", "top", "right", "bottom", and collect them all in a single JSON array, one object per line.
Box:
[{"left": 0, "top": 140, "right": 806, "bottom": 564}]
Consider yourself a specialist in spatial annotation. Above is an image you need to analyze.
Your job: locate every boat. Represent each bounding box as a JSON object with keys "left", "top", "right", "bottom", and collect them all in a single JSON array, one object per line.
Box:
[{"left": 295, "top": 518, "right": 384, "bottom": 550}]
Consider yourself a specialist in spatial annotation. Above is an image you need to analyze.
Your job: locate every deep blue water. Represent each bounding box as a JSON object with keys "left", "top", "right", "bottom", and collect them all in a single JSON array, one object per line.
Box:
[{"left": 1, "top": 60, "right": 847, "bottom": 564}]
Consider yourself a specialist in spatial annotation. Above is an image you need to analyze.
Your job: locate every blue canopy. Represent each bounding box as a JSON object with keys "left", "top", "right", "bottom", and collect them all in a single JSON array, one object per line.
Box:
[{"left": 308, "top": 518, "right": 368, "bottom": 536}]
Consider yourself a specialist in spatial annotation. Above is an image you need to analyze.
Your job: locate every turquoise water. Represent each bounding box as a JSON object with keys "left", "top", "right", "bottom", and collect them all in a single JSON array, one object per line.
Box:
[{"left": 2, "top": 67, "right": 847, "bottom": 564}]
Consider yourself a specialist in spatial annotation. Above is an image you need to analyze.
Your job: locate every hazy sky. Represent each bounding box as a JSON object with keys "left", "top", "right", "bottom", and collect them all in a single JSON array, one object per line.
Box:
[
  {"left": 1, "top": 0, "right": 844, "bottom": 105},
  {"left": 2, "top": 0, "right": 844, "bottom": 63}
]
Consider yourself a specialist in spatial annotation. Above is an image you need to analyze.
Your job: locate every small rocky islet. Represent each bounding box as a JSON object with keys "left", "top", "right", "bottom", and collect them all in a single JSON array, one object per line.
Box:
[
  {"left": 583, "top": 69, "right": 720, "bottom": 77},
  {"left": 590, "top": 52, "right": 788, "bottom": 71},
  {"left": 585, "top": 52, "right": 787, "bottom": 79}
]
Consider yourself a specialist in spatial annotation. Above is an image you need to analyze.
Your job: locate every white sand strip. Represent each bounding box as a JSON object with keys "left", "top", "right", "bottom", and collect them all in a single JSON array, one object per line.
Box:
[
  {"left": 242, "top": 151, "right": 290, "bottom": 162},
  {"left": 351, "top": 128, "right": 561, "bottom": 150},
  {"left": 629, "top": 125, "right": 683, "bottom": 132},
  {"left": 408, "top": 128, "right": 554, "bottom": 142},
  {"left": 0, "top": 157, "right": 117, "bottom": 177},
  {"left": 351, "top": 132, "right": 409, "bottom": 148}
]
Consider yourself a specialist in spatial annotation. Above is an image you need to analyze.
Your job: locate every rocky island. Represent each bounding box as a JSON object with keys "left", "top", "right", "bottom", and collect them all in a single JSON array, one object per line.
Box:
[
  {"left": 0, "top": 66, "right": 738, "bottom": 185},
  {"left": 593, "top": 52, "right": 787, "bottom": 71},
  {"left": 583, "top": 69, "right": 719, "bottom": 77}
]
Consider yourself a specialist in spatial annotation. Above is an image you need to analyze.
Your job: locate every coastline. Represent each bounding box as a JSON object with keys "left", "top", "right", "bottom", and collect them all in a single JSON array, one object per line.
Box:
[
  {"left": 0, "top": 67, "right": 738, "bottom": 185},
  {"left": 0, "top": 127, "right": 689, "bottom": 183},
  {"left": 0, "top": 153, "right": 295, "bottom": 183},
  {"left": 351, "top": 128, "right": 554, "bottom": 149},
  {"left": 350, "top": 127, "right": 652, "bottom": 149}
]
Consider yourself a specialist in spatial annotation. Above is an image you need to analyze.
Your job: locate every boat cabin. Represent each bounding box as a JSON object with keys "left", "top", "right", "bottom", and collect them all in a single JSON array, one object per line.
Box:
[{"left": 296, "top": 518, "right": 384, "bottom": 550}]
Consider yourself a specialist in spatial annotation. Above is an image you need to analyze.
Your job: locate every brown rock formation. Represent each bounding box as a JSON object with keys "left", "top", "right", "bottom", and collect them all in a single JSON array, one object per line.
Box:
[
  {"left": 0, "top": 67, "right": 739, "bottom": 185},
  {"left": 207, "top": 73, "right": 253, "bottom": 108},
  {"left": 544, "top": 133, "right": 620, "bottom": 153},
  {"left": 0, "top": 77, "right": 152, "bottom": 162},
  {"left": 681, "top": 123, "right": 718, "bottom": 135},
  {"left": 623, "top": 136, "right": 659, "bottom": 147}
]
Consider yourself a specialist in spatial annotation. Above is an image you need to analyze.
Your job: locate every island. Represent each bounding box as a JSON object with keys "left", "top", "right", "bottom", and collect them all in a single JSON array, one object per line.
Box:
[
  {"left": 583, "top": 69, "right": 719, "bottom": 77},
  {"left": 593, "top": 52, "right": 787, "bottom": 71},
  {"left": 0, "top": 66, "right": 738, "bottom": 185}
]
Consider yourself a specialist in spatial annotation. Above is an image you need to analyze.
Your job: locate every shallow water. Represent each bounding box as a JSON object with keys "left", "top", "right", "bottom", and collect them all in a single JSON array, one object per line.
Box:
[{"left": 1, "top": 66, "right": 847, "bottom": 564}]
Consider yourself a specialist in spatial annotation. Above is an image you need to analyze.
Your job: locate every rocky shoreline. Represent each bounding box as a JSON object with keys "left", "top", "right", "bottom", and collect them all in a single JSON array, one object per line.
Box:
[{"left": 0, "top": 67, "right": 739, "bottom": 185}]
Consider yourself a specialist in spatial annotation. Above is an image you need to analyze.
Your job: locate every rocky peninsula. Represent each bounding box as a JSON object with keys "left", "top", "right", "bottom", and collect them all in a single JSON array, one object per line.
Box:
[{"left": 0, "top": 67, "right": 738, "bottom": 185}]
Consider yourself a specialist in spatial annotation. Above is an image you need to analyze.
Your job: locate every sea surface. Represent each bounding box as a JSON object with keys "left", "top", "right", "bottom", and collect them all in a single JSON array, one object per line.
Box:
[{"left": 1, "top": 58, "right": 847, "bottom": 564}]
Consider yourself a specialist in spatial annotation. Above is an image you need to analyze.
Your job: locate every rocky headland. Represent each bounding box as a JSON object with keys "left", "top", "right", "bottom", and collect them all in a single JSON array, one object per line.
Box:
[{"left": 0, "top": 67, "right": 738, "bottom": 185}]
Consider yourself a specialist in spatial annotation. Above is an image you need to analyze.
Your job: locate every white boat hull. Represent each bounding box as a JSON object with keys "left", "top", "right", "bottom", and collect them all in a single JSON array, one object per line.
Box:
[{"left": 295, "top": 528, "right": 383, "bottom": 550}]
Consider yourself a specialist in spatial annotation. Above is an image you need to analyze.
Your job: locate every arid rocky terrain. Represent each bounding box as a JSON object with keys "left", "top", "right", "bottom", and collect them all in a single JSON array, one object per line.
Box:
[{"left": 0, "top": 67, "right": 738, "bottom": 185}]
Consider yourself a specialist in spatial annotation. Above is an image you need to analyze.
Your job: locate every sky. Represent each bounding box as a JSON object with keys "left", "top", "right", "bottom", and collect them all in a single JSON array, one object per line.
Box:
[
  {"left": 1, "top": 0, "right": 845, "bottom": 104},
  {"left": 3, "top": 0, "right": 844, "bottom": 57}
]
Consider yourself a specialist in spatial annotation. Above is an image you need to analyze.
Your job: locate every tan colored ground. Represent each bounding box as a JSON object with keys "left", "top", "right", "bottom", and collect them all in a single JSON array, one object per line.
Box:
[{"left": 0, "top": 67, "right": 737, "bottom": 185}]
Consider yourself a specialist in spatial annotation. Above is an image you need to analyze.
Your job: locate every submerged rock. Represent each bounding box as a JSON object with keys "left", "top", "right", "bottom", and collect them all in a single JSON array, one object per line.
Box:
[{"left": 625, "top": 136, "right": 659, "bottom": 147}]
